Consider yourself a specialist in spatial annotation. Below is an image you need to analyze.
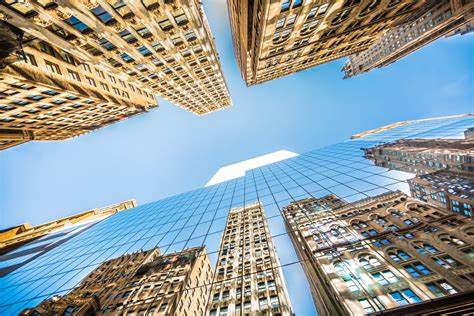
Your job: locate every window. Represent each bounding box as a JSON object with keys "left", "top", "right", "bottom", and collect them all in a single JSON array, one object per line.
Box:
[
  {"left": 81, "top": 63, "right": 92, "bottom": 73},
  {"left": 390, "top": 289, "right": 421, "bottom": 306},
  {"left": 62, "top": 53, "right": 75, "bottom": 65},
  {"left": 91, "top": 5, "right": 115, "bottom": 24},
  {"left": 66, "top": 16, "right": 92, "bottom": 33},
  {"left": 307, "top": 5, "right": 319, "bottom": 18},
  {"left": 434, "top": 255, "right": 461, "bottom": 269},
  {"left": 174, "top": 11, "right": 188, "bottom": 25},
  {"left": 287, "top": 13, "right": 297, "bottom": 25},
  {"left": 95, "top": 69, "right": 105, "bottom": 79},
  {"left": 24, "top": 53, "right": 37, "bottom": 66},
  {"left": 344, "top": 279, "right": 360, "bottom": 292},
  {"left": 219, "top": 307, "right": 228, "bottom": 316},
  {"left": 270, "top": 296, "right": 279, "bottom": 308},
  {"left": 388, "top": 249, "right": 411, "bottom": 262},
  {"left": 358, "top": 298, "right": 383, "bottom": 313},
  {"left": 276, "top": 17, "right": 285, "bottom": 28},
  {"left": 40, "top": 42, "right": 56, "bottom": 56},
  {"left": 373, "top": 238, "right": 391, "bottom": 247},
  {"left": 68, "top": 69, "right": 81, "bottom": 81},
  {"left": 414, "top": 242, "right": 438, "bottom": 254},
  {"left": 404, "top": 262, "right": 431, "bottom": 277},
  {"left": 184, "top": 30, "right": 197, "bottom": 42},
  {"left": 426, "top": 281, "right": 457, "bottom": 297},
  {"left": 62, "top": 306, "right": 75, "bottom": 316},
  {"left": 119, "top": 52, "right": 135, "bottom": 63},
  {"left": 45, "top": 61, "right": 62, "bottom": 75},
  {"left": 86, "top": 77, "right": 96, "bottom": 87},
  {"left": 371, "top": 270, "right": 398, "bottom": 285},
  {"left": 158, "top": 303, "right": 168, "bottom": 312},
  {"left": 159, "top": 19, "right": 173, "bottom": 31},
  {"left": 138, "top": 46, "right": 152, "bottom": 57},
  {"left": 99, "top": 38, "right": 116, "bottom": 51},
  {"left": 100, "top": 82, "right": 110, "bottom": 92},
  {"left": 359, "top": 254, "right": 381, "bottom": 268}
]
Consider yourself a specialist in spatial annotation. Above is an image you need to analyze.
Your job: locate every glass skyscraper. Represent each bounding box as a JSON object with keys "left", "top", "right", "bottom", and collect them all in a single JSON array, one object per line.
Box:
[{"left": 1, "top": 114, "right": 473, "bottom": 315}]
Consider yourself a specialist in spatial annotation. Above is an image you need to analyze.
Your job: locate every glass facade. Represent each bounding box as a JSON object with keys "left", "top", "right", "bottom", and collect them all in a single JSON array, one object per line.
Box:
[{"left": 1, "top": 115, "right": 473, "bottom": 315}]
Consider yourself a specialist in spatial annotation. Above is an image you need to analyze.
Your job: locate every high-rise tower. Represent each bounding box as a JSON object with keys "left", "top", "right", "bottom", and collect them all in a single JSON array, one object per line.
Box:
[
  {"left": 208, "top": 202, "right": 293, "bottom": 315},
  {"left": 227, "top": 0, "right": 426, "bottom": 85},
  {"left": 283, "top": 191, "right": 474, "bottom": 315},
  {"left": 0, "top": 0, "right": 230, "bottom": 150}
]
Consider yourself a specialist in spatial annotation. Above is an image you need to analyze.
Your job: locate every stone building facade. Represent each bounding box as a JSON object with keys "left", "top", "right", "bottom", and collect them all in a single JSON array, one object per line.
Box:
[
  {"left": 343, "top": 0, "right": 474, "bottom": 78},
  {"left": 283, "top": 191, "right": 474, "bottom": 315},
  {"left": 363, "top": 137, "right": 474, "bottom": 175},
  {"left": 208, "top": 202, "right": 293, "bottom": 315},
  {"left": 227, "top": 0, "right": 427, "bottom": 85},
  {"left": 0, "top": 0, "right": 230, "bottom": 149},
  {"left": 409, "top": 170, "right": 473, "bottom": 218},
  {"left": 22, "top": 246, "right": 212, "bottom": 315},
  {"left": 0, "top": 199, "right": 136, "bottom": 254}
]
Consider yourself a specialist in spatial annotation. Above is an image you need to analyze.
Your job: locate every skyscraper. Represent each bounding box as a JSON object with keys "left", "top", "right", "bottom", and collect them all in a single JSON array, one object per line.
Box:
[
  {"left": 0, "top": 0, "right": 230, "bottom": 150},
  {"left": 283, "top": 191, "right": 474, "bottom": 315},
  {"left": 1, "top": 114, "right": 473, "bottom": 315},
  {"left": 0, "top": 199, "right": 136, "bottom": 276},
  {"left": 227, "top": 0, "right": 426, "bottom": 85},
  {"left": 343, "top": 0, "right": 474, "bottom": 78},
  {"left": 208, "top": 203, "right": 293, "bottom": 315},
  {"left": 22, "top": 246, "right": 213, "bottom": 315},
  {"left": 363, "top": 136, "right": 474, "bottom": 175},
  {"left": 408, "top": 170, "right": 473, "bottom": 217}
]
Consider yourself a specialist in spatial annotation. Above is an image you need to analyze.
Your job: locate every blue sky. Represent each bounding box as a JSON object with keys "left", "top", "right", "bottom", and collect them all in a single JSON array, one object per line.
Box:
[{"left": 0, "top": 0, "right": 473, "bottom": 229}]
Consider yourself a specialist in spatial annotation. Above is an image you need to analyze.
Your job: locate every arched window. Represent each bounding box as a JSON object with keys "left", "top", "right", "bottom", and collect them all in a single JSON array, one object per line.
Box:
[
  {"left": 414, "top": 242, "right": 439, "bottom": 254},
  {"left": 390, "top": 210, "right": 404, "bottom": 218},
  {"left": 388, "top": 249, "right": 411, "bottom": 262},
  {"left": 440, "top": 234, "right": 465, "bottom": 246},
  {"left": 359, "top": 254, "right": 381, "bottom": 269},
  {"left": 373, "top": 215, "right": 387, "bottom": 226},
  {"left": 464, "top": 227, "right": 474, "bottom": 236}
]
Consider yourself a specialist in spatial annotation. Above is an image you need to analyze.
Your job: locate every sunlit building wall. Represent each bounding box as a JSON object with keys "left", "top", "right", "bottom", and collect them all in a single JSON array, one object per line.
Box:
[
  {"left": 343, "top": 0, "right": 474, "bottom": 78},
  {"left": 0, "top": 0, "right": 231, "bottom": 149},
  {"left": 22, "top": 246, "right": 213, "bottom": 315},
  {"left": 363, "top": 136, "right": 474, "bottom": 175},
  {"left": 283, "top": 191, "right": 474, "bottom": 315},
  {"left": 227, "top": 0, "right": 427, "bottom": 85},
  {"left": 409, "top": 170, "right": 473, "bottom": 217},
  {"left": 208, "top": 202, "right": 293, "bottom": 315}
]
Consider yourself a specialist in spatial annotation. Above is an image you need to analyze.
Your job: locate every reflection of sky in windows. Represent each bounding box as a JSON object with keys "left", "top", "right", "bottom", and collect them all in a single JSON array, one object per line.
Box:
[{"left": 0, "top": 115, "right": 472, "bottom": 315}]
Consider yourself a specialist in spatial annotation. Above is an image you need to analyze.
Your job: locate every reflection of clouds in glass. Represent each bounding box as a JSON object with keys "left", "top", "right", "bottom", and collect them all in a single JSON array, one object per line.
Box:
[{"left": 385, "top": 181, "right": 411, "bottom": 196}]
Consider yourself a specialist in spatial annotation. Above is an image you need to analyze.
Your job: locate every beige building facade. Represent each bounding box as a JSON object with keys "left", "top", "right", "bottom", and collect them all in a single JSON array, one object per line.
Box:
[
  {"left": 363, "top": 137, "right": 474, "bottom": 175},
  {"left": 0, "top": 199, "right": 136, "bottom": 253},
  {"left": 283, "top": 191, "right": 474, "bottom": 315},
  {"left": 208, "top": 202, "right": 293, "bottom": 315},
  {"left": 227, "top": 0, "right": 427, "bottom": 86},
  {"left": 409, "top": 170, "right": 473, "bottom": 218},
  {"left": 0, "top": 0, "right": 230, "bottom": 150},
  {"left": 22, "top": 246, "right": 213, "bottom": 315},
  {"left": 343, "top": 0, "right": 474, "bottom": 78}
]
